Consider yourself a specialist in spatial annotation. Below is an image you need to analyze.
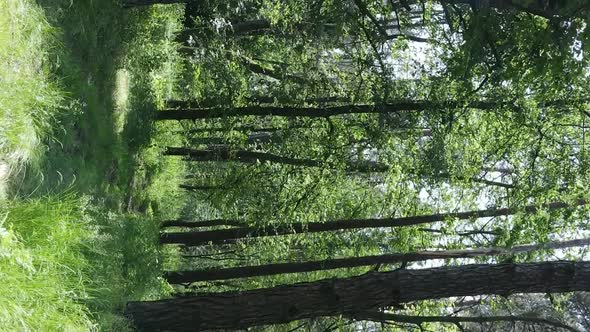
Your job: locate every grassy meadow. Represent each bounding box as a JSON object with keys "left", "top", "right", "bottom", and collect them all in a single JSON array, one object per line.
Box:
[{"left": 0, "top": 0, "right": 187, "bottom": 330}]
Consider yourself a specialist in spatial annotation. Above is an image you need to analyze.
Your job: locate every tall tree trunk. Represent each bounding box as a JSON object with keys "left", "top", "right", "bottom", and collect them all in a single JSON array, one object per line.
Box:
[
  {"left": 245, "top": 95, "right": 353, "bottom": 105},
  {"left": 390, "top": 0, "right": 566, "bottom": 19},
  {"left": 122, "top": 0, "right": 185, "bottom": 7},
  {"left": 172, "top": 125, "right": 290, "bottom": 134},
  {"left": 161, "top": 219, "right": 242, "bottom": 229},
  {"left": 240, "top": 57, "right": 306, "bottom": 83},
  {"left": 160, "top": 200, "right": 587, "bottom": 246},
  {"left": 179, "top": 184, "right": 232, "bottom": 191},
  {"left": 126, "top": 261, "right": 590, "bottom": 331},
  {"left": 166, "top": 97, "right": 353, "bottom": 108},
  {"left": 164, "top": 238, "right": 590, "bottom": 283},
  {"left": 164, "top": 146, "right": 389, "bottom": 172},
  {"left": 165, "top": 147, "right": 512, "bottom": 188},
  {"left": 125, "top": 0, "right": 573, "bottom": 20},
  {"left": 155, "top": 101, "right": 500, "bottom": 120},
  {"left": 158, "top": 98, "right": 585, "bottom": 120}
]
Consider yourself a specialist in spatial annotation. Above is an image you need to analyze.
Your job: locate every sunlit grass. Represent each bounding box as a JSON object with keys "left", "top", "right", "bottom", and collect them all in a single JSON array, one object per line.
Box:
[
  {"left": 0, "top": 0, "right": 65, "bottom": 197},
  {"left": 0, "top": 0, "right": 187, "bottom": 330},
  {"left": 0, "top": 196, "right": 96, "bottom": 331},
  {"left": 0, "top": 195, "right": 175, "bottom": 331}
]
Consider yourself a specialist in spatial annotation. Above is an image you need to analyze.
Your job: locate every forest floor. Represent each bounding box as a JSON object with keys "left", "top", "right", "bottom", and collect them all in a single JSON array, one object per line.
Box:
[{"left": 0, "top": 0, "right": 186, "bottom": 330}]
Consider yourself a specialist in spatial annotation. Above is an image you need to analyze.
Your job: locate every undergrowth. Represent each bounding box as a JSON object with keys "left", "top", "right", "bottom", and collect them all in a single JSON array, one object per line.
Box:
[
  {"left": 0, "top": 0, "right": 65, "bottom": 199},
  {"left": 0, "top": 195, "right": 175, "bottom": 331},
  {"left": 0, "top": 0, "right": 186, "bottom": 330},
  {"left": 0, "top": 196, "right": 96, "bottom": 331}
]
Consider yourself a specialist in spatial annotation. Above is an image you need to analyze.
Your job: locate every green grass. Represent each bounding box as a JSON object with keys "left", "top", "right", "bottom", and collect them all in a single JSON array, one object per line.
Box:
[
  {"left": 0, "top": 195, "right": 176, "bottom": 331},
  {"left": 0, "top": 0, "right": 64, "bottom": 199},
  {"left": 5, "top": 0, "right": 187, "bottom": 206},
  {"left": 0, "top": 196, "right": 95, "bottom": 331},
  {"left": 0, "top": 0, "right": 188, "bottom": 330}
]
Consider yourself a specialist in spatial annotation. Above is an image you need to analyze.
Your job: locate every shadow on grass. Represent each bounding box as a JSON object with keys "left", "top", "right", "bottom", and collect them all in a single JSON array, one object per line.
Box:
[
  {"left": 9, "top": 1, "right": 186, "bottom": 329},
  {"left": 16, "top": 0, "right": 127, "bottom": 201},
  {"left": 20, "top": 0, "right": 183, "bottom": 211}
]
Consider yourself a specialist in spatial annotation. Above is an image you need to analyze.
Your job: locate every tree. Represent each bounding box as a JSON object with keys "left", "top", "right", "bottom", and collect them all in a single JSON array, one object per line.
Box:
[
  {"left": 161, "top": 218, "right": 242, "bottom": 229},
  {"left": 164, "top": 237, "right": 590, "bottom": 283},
  {"left": 160, "top": 200, "right": 586, "bottom": 245},
  {"left": 164, "top": 146, "right": 389, "bottom": 172},
  {"left": 122, "top": 0, "right": 184, "bottom": 7},
  {"left": 126, "top": 261, "right": 590, "bottom": 330},
  {"left": 124, "top": 1, "right": 590, "bottom": 330},
  {"left": 155, "top": 101, "right": 501, "bottom": 120},
  {"left": 176, "top": 19, "right": 273, "bottom": 43}
]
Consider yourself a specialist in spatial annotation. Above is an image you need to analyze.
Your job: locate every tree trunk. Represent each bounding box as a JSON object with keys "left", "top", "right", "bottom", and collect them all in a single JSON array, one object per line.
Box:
[
  {"left": 125, "top": 0, "right": 571, "bottom": 20},
  {"left": 245, "top": 95, "right": 353, "bottom": 105},
  {"left": 179, "top": 184, "right": 232, "bottom": 191},
  {"left": 155, "top": 101, "right": 500, "bottom": 120},
  {"left": 122, "top": 0, "right": 185, "bottom": 7},
  {"left": 173, "top": 126, "right": 289, "bottom": 134},
  {"left": 166, "top": 97, "right": 353, "bottom": 108},
  {"left": 161, "top": 219, "right": 242, "bottom": 229},
  {"left": 240, "top": 57, "right": 306, "bottom": 83},
  {"left": 164, "top": 146, "right": 390, "bottom": 173},
  {"left": 390, "top": 0, "right": 565, "bottom": 19},
  {"left": 126, "top": 261, "right": 590, "bottom": 331},
  {"left": 167, "top": 147, "right": 511, "bottom": 188},
  {"left": 160, "top": 200, "right": 587, "bottom": 246},
  {"left": 164, "top": 238, "right": 590, "bottom": 283}
]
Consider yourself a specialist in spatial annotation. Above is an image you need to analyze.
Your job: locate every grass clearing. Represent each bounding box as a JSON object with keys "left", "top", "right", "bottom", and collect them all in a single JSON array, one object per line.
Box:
[{"left": 1, "top": 0, "right": 188, "bottom": 330}]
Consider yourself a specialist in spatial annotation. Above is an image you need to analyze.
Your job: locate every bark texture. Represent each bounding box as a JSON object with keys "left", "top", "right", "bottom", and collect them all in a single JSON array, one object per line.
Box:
[
  {"left": 127, "top": 261, "right": 590, "bottom": 331},
  {"left": 167, "top": 147, "right": 512, "bottom": 188},
  {"left": 163, "top": 238, "right": 590, "bottom": 283},
  {"left": 160, "top": 200, "right": 586, "bottom": 246}
]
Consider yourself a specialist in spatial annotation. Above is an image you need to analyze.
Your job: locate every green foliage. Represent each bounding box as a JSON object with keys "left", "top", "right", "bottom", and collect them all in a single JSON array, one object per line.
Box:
[
  {"left": 165, "top": 2, "right": 590, "bottom": 330},
  {"left": 4, "top": 0, "right": 590, "bottom": 330},
  {"left": 82, "top": 206, "right": 173, "bottom": 330}
]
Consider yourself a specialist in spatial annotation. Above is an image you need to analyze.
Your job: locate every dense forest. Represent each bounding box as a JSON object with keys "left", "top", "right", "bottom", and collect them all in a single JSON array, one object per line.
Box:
[{"left": 2, "top": 0, "right": 590, "bottom": 331}]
